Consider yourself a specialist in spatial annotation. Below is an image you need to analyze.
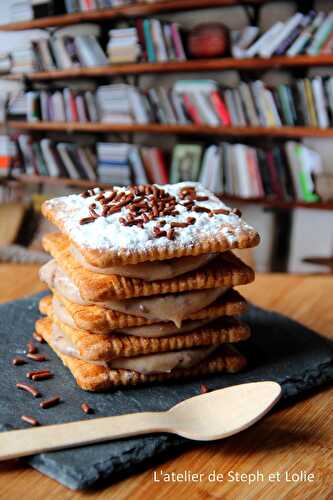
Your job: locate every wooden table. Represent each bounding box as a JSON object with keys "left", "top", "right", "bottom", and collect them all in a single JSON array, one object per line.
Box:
[{"left": 0, "top": 264, "right": 332, "bottom": 499}]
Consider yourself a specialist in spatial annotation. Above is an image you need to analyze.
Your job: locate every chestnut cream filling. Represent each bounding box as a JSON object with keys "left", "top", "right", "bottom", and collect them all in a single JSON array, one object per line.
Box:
[
  {"left": 52, "top": 295, "right": 214, "bottom": 337},
  {"left": 71, "top": 244, "right": 217, "bottom": 280},
  {"left": 40, "top": 260, "right": 228, "bottom": 326},
  {"left": 51, "top": 323, "right": 216, "bottom": 374}
]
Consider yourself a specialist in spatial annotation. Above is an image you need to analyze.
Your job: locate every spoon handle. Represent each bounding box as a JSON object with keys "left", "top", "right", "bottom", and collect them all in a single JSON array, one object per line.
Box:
[{"left": 0, "top": 412, "right": 170, "bottom": 461}]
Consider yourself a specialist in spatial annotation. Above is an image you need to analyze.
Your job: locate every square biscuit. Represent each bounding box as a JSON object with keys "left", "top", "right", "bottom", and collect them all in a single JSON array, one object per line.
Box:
[
  {"left": 43, "top": 232, "right": 255, "bottom": 301},
  {"left": 42, "top": 182, "right": 260, "bottom": 267},
  {"left": 36, "top": 317, "right": 247, "bottom": 391}
]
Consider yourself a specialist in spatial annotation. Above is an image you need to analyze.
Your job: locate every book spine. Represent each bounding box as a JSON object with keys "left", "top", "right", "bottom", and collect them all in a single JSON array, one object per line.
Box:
[
  {"left": 182, "top": 94, "right": 203, "bottom": 124},
  {"left": 210, "top": 91, "right": 231, "bottom": 126},
  {"left": 143, "top": 19, "right": 155, "bottom": 63},
  {"left": 136, "top": 19, "right": 147, "bottom": 61},
  {"left": 170, "top": 23, "right": 186, "bottom": 60},
  {"left": 274, "top": 15, "right": 309, "bottom": 55},
  {"left": 320, "top": 31, "right": 333, "bottom": 54},
  {"left": 307, "top": 12, "right": 333, "bottom": 55}
]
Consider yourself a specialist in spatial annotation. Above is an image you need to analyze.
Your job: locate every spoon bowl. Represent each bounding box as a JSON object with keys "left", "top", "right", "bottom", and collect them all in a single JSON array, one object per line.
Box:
[{"left": 167, "top": 381, "right": 282, "bottom": 440}]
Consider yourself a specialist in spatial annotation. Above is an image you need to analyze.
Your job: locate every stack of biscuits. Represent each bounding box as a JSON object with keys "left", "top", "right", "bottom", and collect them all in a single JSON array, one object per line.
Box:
[{"left": 37, "top": 182, "right": 259, "bottom": 391}]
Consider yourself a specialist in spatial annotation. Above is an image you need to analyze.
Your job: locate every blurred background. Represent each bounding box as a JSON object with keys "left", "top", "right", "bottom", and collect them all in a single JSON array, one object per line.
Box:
[{"left": 0, "top": 0, "right": 332, "bottom": 273}]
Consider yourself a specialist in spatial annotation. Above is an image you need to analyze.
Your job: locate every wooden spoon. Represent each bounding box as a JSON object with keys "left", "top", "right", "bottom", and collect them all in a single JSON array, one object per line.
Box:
[{"left": 0, "top": 381, "right": 281, "bottom": 461}]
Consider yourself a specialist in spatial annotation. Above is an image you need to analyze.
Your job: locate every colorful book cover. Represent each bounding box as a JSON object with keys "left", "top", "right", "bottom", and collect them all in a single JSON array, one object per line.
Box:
[
  {"left": 170, "top": 144, "right": 202, "bottom": 183},
  {"left": 143, "top": 19, "right": 155, "bottom": 63}
]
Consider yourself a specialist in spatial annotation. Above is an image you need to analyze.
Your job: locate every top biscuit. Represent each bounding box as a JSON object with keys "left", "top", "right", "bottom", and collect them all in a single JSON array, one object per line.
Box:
[{"left": 42, "top": 182, "right": 260, "bottom": 267}]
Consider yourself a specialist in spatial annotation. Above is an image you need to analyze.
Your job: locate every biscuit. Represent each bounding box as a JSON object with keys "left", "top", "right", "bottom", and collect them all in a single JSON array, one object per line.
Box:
[
  {"left": 42, "top": 182, "right": 260, "bottom": 267},
  {"left": 36, "top": 317, "right": 247, "bottom": 391},
  {"left": 43, "top": 232, "right": 255, "bottom": 301},
  {"left": 52, "top": 288, "right": 248, "bottom": 334},
  {"left": 39, "top": 296, "right": 251, "bottom": 361}
]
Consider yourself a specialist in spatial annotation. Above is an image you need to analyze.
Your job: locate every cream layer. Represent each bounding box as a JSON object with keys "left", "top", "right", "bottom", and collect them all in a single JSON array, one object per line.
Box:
[{"left": 71, "top": 244, "right": 217, "bottom": 280}]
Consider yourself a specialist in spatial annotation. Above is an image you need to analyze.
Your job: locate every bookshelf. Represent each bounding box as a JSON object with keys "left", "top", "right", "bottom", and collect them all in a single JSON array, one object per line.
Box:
[
  {"left": 11, "top": 174, "right": 333, "bottom": 211},
  {"left": 0, "top": 1, "right": 266, "bottom": 31},
  {"left": 6, "top": 55, "right": 333, "bottom": 81},
  {"left": 8, "top": 121, "right": 333, "bottom": 139},
  {"left": 2, "top": 1, "right": 333, "bottom": 213}
]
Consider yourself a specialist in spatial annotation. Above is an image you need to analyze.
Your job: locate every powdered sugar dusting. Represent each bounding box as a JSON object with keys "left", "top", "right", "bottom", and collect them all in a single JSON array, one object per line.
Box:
[{"left": 44, "top": 182, "right": 256, "bottom": 253}]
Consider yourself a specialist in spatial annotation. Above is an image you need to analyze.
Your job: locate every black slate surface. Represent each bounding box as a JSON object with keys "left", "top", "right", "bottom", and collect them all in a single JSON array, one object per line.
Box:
[{"left": 1, "top": 292, "right": 332, "bottom": 490}]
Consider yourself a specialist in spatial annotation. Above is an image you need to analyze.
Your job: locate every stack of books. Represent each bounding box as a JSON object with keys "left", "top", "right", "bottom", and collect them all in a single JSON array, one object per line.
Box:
[
  {"left": 148, "top": 80, "right": 230, "bottom": 126},
  {"left": 8, "top": 92, "right": 28, "bottom": 118},
  {"left": 9, "top": 25, "right": 108, "bottom": 73},
  {"left": 96, "top": 142, "right": 168, "bottom": 185},
  {"left": 95, "top": 84, "right": 151, "bottom": 124},
  {"left": 64, "top": 0, "right": 133, "bottom": 13},
  {"left": 49, "top": 29, "right": 108, "bottom": 69},
  {"left": 11, "top": 44, "right": 38, "bottom": 73},
  {"left": 15, "top": 135, "right": 97, "bottom": 180},
  {"left": 10, "top": 131, "right": 324, "bottom": 203},
  {"left": 25, "top": 89, "right": 98, "bottom": 122},
  {"left": 232, "top": 10, "right": 333, "bottom": 58},
  {"left": 97, "top": 142, "right": 132, "bottom": 185},
  {"left": 206, "top": 77, "right": 333, "bottom": 129},
  {"left": 107, "top": 28, "right": 142, "bottom": 63},
  {"left": 136, "top": 18, "right": 186, "bottom": 62},
  {"left": 13, "top": 134, "right": 169, "bottom": 185},
  {"left": 16, "top": 76, "right": 333, "bottom": 129},
  {"left": 197, "top": 142, "right": 322, "bottom": 203},
  {"left": 106, "top": 19, "right": 186, "bottom": 64},
  {"left": 0, "top": 0, "right": 33, "bottom": 25}
]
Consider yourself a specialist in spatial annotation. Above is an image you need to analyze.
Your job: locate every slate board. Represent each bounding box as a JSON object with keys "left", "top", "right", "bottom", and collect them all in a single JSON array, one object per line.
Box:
[{"left": 1, "top": 292, "right": 333, "bottom": 490}]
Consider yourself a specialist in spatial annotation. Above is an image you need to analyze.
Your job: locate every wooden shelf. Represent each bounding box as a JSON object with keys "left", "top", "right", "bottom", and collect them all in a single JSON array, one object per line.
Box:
[
  {"left": 10, "top": 174, "right": 333, "bottom": 210},
  {"left": 14, "top": 174, "right": 111, "bottom": 190},
  {"left": 5, "top": 55, "right": 333, "bottom": 81},
  {"left": 0, "top": 1, "right": 265, "bottom": 31},
  {"left": 8, "top": 121, "right": 333, "bottom": 138},
  {"left": 221, "top": 195, "right": 333, "bottom": 211}
]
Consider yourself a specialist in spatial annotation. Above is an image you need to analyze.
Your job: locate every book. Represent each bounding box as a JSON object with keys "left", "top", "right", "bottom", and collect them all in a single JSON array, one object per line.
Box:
[
  {"left": 312, "top": 77, "right": 329, "bottom": 129},
  {"left": 245, "top": 22, "right": 284, "bottom": 57},
  {"left": 307, "top": 11, "right": 333, "bottom": 55},
  {"left": 170, "top": 144, "right": 202, "bottom": 183},
  {"left": 287, "top": 12, "right": 324, "bottom": 56},
  {"left": 199, "top": 144, "right": 222, "bottom": 192},
  {"left": 232, "top": 26, "right": 259, "bottom": 58},
  {"left": 210, "top": 91, "right": 231, "bottom": 125},
  {"left": 143, "top": 19, "right": 155, "bottom": 62},
  {"left": 238, "top": 82, "right": 259, "bottom": 126},
  {"left": 260, "top": 13, "right": 304, "bottom": 58},
  {"left": 40, "top": 138, "right": 62, "bottom": 177},
  {"left": 57, "top": 143, "right": 81, "bottom": 179},
  {"left": 129, "top": 146, "right": 149, "bottom": 184},
  {"left": 170, "top": 23, "right": 186, "bottom": 60}
]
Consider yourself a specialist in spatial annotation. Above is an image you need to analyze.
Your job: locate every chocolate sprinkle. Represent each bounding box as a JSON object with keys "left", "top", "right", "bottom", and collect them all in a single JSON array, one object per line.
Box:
[
  {"left": 193, "top": 206, "right": 211, "bottom": 214},
  {"left": 26, "top": 353, "right": 48, "bottom": 362},
  {"left": 78, "top": 184, "right": 240, "bottom": 241},
  {"left": 12, "top": 357, "right": 26, "bottom": 366},
  {"left": 21, "top": 415, "right": 39, "bottom": 426},
  {"left": 40, "top": 396, "right": 61, "bottom": 409},
  {"left": 81, "top": 403, "right": 94, "bottom": 414},
  {"left": 16, "top": 382, "right": 40, "bottom": 398}
]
